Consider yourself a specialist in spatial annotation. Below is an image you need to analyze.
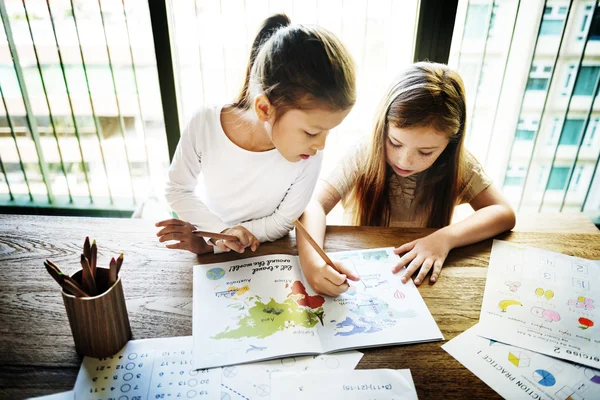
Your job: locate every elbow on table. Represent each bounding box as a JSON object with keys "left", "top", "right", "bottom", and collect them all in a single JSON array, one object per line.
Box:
[{"left": 503, "top": 205, "right": 517, "bottom": 232}]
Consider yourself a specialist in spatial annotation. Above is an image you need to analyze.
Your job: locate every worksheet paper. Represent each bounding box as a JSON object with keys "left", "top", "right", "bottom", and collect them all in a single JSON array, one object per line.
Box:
[
  {"left": 193, "top": 248, "right": 443, "bottom": 369},
  {"left": 27, "top": 392, "right": 74, "bottom": 400},
  {"left": 271, "top": 369, "right": 418, "bottom": 400},
  {"left": 72, "top": 336, "right": 363, "bottom": 400},
  {"left": 443, "top": 324, "right": 600, "bottom": 400},
  {"left": 478, "top": 240, "right": 599, "bottom": 369},
  {"left": 74, "top": 336, "right": 220, "bottom": 399},
  {"left": 221, "top": 351, "right": 363, "bottom": 399}
]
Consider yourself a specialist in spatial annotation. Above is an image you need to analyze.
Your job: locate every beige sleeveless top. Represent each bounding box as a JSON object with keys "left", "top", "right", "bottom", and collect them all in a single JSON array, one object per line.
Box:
[{"left": 324, "top": 142, "right": 492, "bottom": 227}]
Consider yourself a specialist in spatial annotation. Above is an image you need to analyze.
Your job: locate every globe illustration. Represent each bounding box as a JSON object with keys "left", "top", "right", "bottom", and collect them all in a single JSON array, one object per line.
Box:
[{"left": 206, "top": 268, "right": 225, "bottom": 280}]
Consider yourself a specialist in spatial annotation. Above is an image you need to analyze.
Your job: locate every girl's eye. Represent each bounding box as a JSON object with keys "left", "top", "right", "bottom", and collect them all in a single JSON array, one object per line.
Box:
[
  {"left": 388, "top": 138, "right": 402, "bottom": 148},
  {"left": 304, "top": 131, "right": 318, "bottom": 137},
  {"left": 419, "top": 151, "right": 434, "bottom": 157}
]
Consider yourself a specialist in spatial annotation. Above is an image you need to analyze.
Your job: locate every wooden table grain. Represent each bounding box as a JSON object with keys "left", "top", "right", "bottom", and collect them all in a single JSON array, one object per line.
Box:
[{"left": 1, "top": 214, "right": 599, "bottom": 399}]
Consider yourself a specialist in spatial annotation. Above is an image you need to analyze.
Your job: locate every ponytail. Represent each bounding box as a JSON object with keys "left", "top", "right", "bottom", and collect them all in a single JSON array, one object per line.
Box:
[
  {"left": 233, "top": 14, "right": 291, "bottom": 108},
  {"left": 232, "top": 13, "right": 356, "bottom": 118}
]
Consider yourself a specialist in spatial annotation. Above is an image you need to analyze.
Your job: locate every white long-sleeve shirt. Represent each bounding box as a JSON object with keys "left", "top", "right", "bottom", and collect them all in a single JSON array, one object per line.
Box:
[{"left": 165, "top": 104, "right": 323, "bottom": 243}]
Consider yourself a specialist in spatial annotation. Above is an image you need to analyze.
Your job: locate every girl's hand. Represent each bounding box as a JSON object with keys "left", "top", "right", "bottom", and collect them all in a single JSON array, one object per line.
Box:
[
  {"left": 155, "top": 218, "right": 214, "bottom": 255},
  {"left": 392, "top": 231, "right": 452, "bottom": 285},
  {"left": 214, "top": 226, "right": 260, "bottom": 254},
  {"left": 303, "top": 260, "right": 360, "bottom": 296}
]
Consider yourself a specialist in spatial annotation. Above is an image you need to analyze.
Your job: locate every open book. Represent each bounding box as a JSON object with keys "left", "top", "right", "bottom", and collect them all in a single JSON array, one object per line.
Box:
[{"left": 193, "top": 247, "right": 443, "bottom": 369}]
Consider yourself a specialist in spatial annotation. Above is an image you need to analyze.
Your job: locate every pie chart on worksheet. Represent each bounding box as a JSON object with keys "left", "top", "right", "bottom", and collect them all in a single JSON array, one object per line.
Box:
[
  {"left": 585, "top": 368, "right": 600, "bottom": 384},
  {"left": 533, "top": 369, "right": 556, "bottom": 387}
]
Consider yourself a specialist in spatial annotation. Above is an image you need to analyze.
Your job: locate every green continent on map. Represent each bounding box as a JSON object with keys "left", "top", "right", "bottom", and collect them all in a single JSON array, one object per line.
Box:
[{"left": 213, "top": 297, "right": 322, "bottom": 339}]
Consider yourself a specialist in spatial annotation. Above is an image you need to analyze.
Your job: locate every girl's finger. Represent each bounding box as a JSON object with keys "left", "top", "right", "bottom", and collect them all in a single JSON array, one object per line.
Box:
[
  {"left": 324, "top": 266, "right": 347, "bottom": 286},
  {"left": 155, "top": 218, "right": 184, "bottom": 227},
  {"left": 414, "top": 258, "right": 434, "bottom": 286},
  {"left": 392, "top": 250, "right": 417, "bottom": 274},
  {"left": 158, "top": 232, "right": 185, "bottom": 243},
  {"left": 402, "top": 256, "right": 424, "bottom": 283},
  {"left": 250, "top": 237, "right": 260, "bottom": 252},
  {"left": 336, "top": 261, "right": 360, "bottom": 281},
  {"left": 322, "top": 277, "right": 350, "bottom": 296},
  {"left": 166, "top": 242, "right": 184, "bottom": 249},
  {"left": 394, "top": 240, "right": 416, "bottom": 255},
  {"left": 215, "top": 239, "right": 229, "bottom": 252},
  {"left": 430, "top": 260, "right": 444, "bottom": 283},
  {"left": 224, "top": 240, "right": 245, "bottom": 253}
]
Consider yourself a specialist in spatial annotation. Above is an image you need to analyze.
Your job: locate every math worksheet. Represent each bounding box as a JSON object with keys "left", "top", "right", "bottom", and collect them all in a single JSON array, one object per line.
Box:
[
  {"left": 271, "top": 369, "right": 418, "bottom": 399},
  {"left": 478, "top": 240, "right": 600, "bottom": 369},
  {"left": 72, "top": 336, "right": 363, "bottom": 400},
  {"left": 74, "top": 336, "right": 220, "bottom": 399},
  {"left": 193, "top": 248, "right": 443, "bottom": 369},
  {"left": 443, "top": 324, "right": 600, "bottom": 400}
]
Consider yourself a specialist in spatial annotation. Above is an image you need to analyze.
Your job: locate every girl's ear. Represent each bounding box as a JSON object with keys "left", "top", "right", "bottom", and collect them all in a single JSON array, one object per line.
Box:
[{"left": 253, "top": 94, "right": 274, "bottom": 122}]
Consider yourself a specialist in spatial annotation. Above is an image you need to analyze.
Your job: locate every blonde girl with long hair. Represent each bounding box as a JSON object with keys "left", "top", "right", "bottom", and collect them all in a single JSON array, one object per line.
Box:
[
  {"left": 156, "top": 14, "right": 356, "bottom": 255},
  {"left": 297, "top": 62, "right": 515, "bottom": 296}
]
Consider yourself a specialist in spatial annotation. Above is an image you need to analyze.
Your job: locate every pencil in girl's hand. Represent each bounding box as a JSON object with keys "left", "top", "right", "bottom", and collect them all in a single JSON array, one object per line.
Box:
[
  {"left": 80, "top": 254, "right": 98, "bottom": 296},
  {"left": 191, "top": 230, "right": 238, "bottom": 241},
  {"left": 291, "top": 218, "right": 341, "bottom": 274}
]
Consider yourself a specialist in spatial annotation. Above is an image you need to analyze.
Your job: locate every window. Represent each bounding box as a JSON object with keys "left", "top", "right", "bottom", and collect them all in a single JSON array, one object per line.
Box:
[
  {"left": 573, "top": 66, "right": 600, "bottom": 95},
  {"left": 548, "top": 166, "right": 570, "bottom": 190},
  {"left": 590, "top": 6, "right": 600, "bottom": 40},
  {"left": 464, "top": 4, "right": 491, "bottom": 39},
  {"left": 527, "top": 62, "right": 553, "bottom": 92},
  {"left": 584, "top": 118, "right": 599, "bottom": 147},
  {"left": 505, "top": 164, "right": 526, "bottom": 186},
  {"left": 541, "top": 19, "right": 564, "bottom": 35},
  {"left": 526, "top": 78, "right": 550, "bottom": 91},
  {"left": 540, "top": 4, "right": 569, "bottom": 35},
  {"left": 559, "top": 119, "right": 585, "bottom": 145},
  {"left": 516, "top": 116, "right": 539, "bottom": 141}
]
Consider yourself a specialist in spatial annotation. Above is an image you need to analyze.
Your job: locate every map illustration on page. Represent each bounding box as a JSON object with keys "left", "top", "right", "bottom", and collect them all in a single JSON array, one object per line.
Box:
[
  {"left": 478, "top": 240, "right": 600, "bottom": 369},
  {"left": 193, "top": 248, "right": 443, "bottom": 369}
]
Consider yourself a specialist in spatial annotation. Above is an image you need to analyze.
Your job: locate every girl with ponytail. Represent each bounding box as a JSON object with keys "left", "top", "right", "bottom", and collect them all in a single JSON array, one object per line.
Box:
[
  {"left": 297, "top": 62, "right": 516, "bottom": 295},
  {"left": 157, "top": 14, "right": 356, "bottom": 255}
]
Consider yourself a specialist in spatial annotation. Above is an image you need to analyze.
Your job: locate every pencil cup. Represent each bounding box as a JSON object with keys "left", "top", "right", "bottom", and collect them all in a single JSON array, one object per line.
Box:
[{"left": 61, "top": 267, "right": 132, "bottom": 358}]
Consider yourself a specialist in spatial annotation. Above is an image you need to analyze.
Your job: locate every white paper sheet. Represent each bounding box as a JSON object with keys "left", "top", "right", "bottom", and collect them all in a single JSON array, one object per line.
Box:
[
  {"left": 193, "top": 248, "right": 443, "bottom": 369},
  {"left": 271, "top": 369, "right": 418, "bottom": 399},
  {"left": 221, "top": 351, "right": 364, "bottom": 399},
  {"left": 72, "top": 335, "right": 363, "bottom": 400},
  {"left": 443, "top": 324, "right": 600, "bottom": 400},
  {"left": 27, "top": 391, "right": 74, "bottom": 400},
  {"left": 478, "top": 240, "right": 599, "bottom": 368},
  {"left": 73, "top": 336, "right": 220, "bottom": 399}
]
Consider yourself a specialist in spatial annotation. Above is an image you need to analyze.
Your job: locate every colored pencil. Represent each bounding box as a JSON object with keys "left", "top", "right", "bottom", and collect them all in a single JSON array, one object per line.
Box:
[
  {"left": 80, "top": 254, "right": 98, "bottom": 296},
  {"left": 291, "top": 218, "right": 342, "bottom": 274},
  {"left": 191, "top": 230, "right": 238, "bottom": 241}
]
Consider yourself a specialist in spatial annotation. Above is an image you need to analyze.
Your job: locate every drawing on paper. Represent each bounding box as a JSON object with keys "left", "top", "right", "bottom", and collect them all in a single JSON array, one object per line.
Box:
[
  {"left": 207, "top": 268, "right": 225, "bottom": 280},
  {"left": 534, "top": 287, "right": 554, "bottom": 300},
  {"left": 213, "top": 281, "right": 325, "bottom": 340},
  {"left": 533, "top": 369, "right": 556, "bottom": 387},
  {"left": 508, "top": 351, "right": 530, "bottom": 367},
  {"left": 531, "top": 307, "right": 561, "bottom": 322},
  {"left": 330, "top": 291, "right": 416, "bottom": 337},
  {"left": 498, "top": 299, "right": 522, "bottom": 312},
  {"left": 505, "top": 281, "right": 521, "bottom": 292},
  {"left": 568, "top": 296, "right": 595, "bottom": 310},
  {"left": 578, "top": 317, "right": 594, "bottom": 330}
]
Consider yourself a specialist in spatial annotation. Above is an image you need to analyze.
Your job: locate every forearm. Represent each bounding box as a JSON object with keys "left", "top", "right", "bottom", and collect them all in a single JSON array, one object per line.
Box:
[
  {"left": 441, "top": 204, "right": 516, "bottom": 249},
  {"left": 297, "top": 201, "right": 328, "bottom": 268}
]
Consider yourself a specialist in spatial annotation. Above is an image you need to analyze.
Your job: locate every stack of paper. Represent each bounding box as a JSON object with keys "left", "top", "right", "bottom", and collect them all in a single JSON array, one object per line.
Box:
[{"left": 443, "top": 240, "right": 600, "bottom": 399}]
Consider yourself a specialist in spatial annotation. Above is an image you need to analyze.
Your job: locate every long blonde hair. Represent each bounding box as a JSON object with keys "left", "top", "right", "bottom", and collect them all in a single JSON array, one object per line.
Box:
[
  {"left": 350, "top": 62, "right": 467, "bottom": 228},
  {"left": 233, "top": 14, "right": 356, "bottom": 118}
]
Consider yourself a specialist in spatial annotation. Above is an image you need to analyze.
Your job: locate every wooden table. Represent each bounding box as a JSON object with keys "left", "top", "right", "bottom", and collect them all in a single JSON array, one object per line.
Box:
[{"left": 1, "top": 214, "right": 599, "bottom": 399}]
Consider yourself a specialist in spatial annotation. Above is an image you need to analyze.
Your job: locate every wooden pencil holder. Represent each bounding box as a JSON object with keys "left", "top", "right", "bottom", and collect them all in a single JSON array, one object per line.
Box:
[{"left": 61, "top": 268, "right": 132, "bottom": 358}]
